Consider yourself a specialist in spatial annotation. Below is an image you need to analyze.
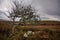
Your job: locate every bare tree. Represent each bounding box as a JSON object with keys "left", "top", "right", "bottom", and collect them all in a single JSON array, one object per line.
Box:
[
  {"left": 8, "top": 1, "right": 40, "bottom": 34},
  {"left": 8, "top": 1, "right": 22, "bottom": 34},
  {"left": 18, "top": 5, "right": 40, "bottom": 25}
]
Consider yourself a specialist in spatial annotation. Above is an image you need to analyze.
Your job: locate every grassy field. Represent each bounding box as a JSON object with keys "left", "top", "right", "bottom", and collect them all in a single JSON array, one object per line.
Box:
[
  {"left": 0, "top": 20, "right": 60, "bottom": 30},
  {"left": 0, "top": 20, "right": 60, "bottom": 40}
]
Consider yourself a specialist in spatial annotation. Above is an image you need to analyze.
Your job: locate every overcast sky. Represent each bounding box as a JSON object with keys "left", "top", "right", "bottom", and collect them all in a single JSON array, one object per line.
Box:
[{"left": 0, "top": 0, "right": 60, "bottom": 21}]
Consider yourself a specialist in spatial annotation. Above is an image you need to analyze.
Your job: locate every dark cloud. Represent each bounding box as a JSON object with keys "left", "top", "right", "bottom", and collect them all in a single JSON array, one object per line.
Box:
[
  {"left": 35, "top": 0, "right": 60, "bottom": 15},
  {"left": 31, "top": 0, "right": 60, "bottom": 21}
]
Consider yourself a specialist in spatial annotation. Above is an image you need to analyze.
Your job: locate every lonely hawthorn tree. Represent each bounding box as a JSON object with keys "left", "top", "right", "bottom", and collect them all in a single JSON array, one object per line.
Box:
[{"left": 8, "top": 1, "right": 40, "bottom": 34}]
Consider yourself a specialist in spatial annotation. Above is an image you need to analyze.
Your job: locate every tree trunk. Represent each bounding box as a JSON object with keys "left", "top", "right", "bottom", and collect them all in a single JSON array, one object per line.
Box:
[{"left": 11, "top": 17, "right": 16, "bottom": 34}]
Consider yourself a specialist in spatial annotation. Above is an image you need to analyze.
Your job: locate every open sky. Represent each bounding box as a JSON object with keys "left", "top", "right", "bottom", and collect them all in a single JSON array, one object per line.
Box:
[{"left": 0, "top": 0, "right": 60, "bottom": 21}]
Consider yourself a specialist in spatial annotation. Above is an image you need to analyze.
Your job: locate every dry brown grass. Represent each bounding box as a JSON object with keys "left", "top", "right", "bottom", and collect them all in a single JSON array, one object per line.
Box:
[{"left": 0, "top": 20, "right": 60, "bottom": 31}]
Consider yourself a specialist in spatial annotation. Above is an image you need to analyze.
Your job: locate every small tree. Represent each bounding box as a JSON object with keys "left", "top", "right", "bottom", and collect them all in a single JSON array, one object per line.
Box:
[
  {"left": 8, "top": 1, "right": 40, "bottom": 34},
  {"left": 18, "top": 5, "right": 40, "bottom": 25}
]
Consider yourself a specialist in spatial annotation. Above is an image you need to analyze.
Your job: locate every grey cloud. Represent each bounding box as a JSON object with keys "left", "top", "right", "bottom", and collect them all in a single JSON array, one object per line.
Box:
[
  {"left": 31, "top": 0, "right": 60, "bottom": 21},
  {"left": 0, "top": 0, "right": 4, "bottom": 4},
  {"left": 33, "top": 0, "right": 60, "bottom": 15},
  {"left": 0, "top": 0, "right": 60, "bottom": 21},
  {"left": 0, "top": 11, "right": 9, "bottom": 20}
]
